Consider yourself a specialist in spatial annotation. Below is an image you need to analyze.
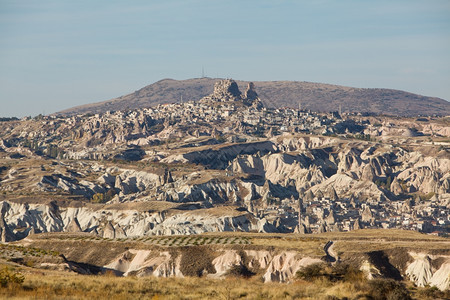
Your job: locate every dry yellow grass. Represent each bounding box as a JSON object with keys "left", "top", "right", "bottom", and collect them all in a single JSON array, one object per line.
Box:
[
  {"left": 205, "top": 229, "right": 450, "bottom": 254},
  {"left": 3, "top": 269, "right": 444, "bottom": 300},
  {"left": 0, "top": 271, "right": 364, "bottom": 300},
  {"left": 95, "top": 201, "right": 179, "bottom": 212},
  {"left": 251, "top": 236, "right": 325, "bottom": 256},
  {"left": 2, "top": 246, "right": 448, "bottom": 300},
  {"left": 314, "top": 229, "right": 450, "bottom": 253}
]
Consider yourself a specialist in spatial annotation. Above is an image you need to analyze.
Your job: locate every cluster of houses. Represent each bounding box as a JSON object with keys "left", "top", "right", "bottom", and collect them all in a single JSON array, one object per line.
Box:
[
  {"left": 264, "top": 192, "right": 449, "bottom": 236},
  {"left": 139, "top": 101, "right": 345, "bottom": 137}
]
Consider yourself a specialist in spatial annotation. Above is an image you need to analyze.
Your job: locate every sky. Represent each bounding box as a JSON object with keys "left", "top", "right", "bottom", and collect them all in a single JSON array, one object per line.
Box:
[{"left": 1, "top": 0, "right": 449, "bottom": 117}]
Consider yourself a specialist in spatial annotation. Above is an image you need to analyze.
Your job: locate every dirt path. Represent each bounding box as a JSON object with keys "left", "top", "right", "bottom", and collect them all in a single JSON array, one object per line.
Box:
[{"left": 323, "top": 240, "right": 337, "bottom": 263}]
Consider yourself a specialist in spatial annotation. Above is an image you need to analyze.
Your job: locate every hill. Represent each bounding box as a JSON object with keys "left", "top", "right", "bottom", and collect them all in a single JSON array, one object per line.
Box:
[
  {"left": 1, "top": 230, "right": 449, "bottom": 299},
  {"left": 57, "top": 78, "right": 450, "bottom": 116}
]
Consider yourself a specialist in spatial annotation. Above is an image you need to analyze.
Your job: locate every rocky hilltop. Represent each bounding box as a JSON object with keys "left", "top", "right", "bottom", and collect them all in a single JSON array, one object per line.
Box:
[
  {"left": 200, "top": 79, "right": 263, "bottom": 109},
  {"left": 57, "top": 77, "right": 450, "bottom": 116}
]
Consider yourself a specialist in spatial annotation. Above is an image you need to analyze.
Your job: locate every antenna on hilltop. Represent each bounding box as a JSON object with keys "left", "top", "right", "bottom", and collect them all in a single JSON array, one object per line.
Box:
[{"left": 202, "top": 67, "right": 205, "bottom": 78}]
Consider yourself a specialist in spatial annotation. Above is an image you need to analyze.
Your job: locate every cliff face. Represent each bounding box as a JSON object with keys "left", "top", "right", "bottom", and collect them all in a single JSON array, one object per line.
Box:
[
  {"left": 103, "top": 248, "right": 323, "bottom": 282},
  {"left": 0, "top": 200, "right": 273, "bottom": 239}
]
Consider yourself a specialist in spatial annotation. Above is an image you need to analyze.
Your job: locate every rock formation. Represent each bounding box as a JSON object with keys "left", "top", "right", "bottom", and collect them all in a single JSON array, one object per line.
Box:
[
  {"left": 244, "top": 82, "right": 258, "bottom": 102},
  {"left": 103, "top": 221, "right": 116, "bottom": 239},
  {"left": 353, "top": 218, "right": 363, "bottom": 230},
  {"left": 390, "top": 177, "right": 403, "bottom": 195},
  {"left": 0, "top": 215, "right": 15, "bottom": 242},
  {"left": 201, "top": 79, "right": 242, "bottom": 102},
  {"left": 361, "top": 205, "right": 374, "bottom": 223},
  {"left": 200, "top": 79, "right": 263, "bottom": 107},
  {"left": 405, "top": 252, "right": 433, "bottom": 287},
  {"left": 66, "top": 217, "right": 82, "bottom": 233}
]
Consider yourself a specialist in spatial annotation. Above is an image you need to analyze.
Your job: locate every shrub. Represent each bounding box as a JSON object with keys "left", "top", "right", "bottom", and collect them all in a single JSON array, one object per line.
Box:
[
  {"left": 0, "top": 267, "right": 25, "bottom": 288},
  {"left": 226, "top": 264, "right": 255, "bottom": 278},
  {"left": 297, "top": 263, "right": 366, "bottom": 284},
  {"left": 366, "top": 279, "right": 411, "bottom": 300},
  {"left": 91, "top": 193, "right": 105, "bottom": 203},
  {"left": 296, "top": 263, "right": 328, "bottom": 281},
  {"left": 417, "top": 285, "right": 450, "bottom": 299},
  {"left": 421, "top": 192, "right": 436, "bottom": 201},
  {"left": 106, "top": 188, "right": 118, "bottom": 201},
  {"left": 330, "top": 263, "right": 365, "bottom": 283},
  {"left": 179, "top": 246, "right": 215, "bottom": 277},
  {"left": 217, "top": 135, "right": 226, "bottom": 143}
]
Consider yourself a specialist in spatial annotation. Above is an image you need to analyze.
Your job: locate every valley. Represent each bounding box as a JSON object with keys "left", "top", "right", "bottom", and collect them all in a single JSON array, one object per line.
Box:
[{"left": 0, "top": 79, "right": 449, "bottom": 297}]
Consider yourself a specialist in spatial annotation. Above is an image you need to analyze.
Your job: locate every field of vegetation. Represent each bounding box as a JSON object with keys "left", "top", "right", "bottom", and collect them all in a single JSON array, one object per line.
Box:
[
  {"left": 29, "top": 228, "right": 449, "bottom": 247},
  {"left": 0, "top": 229, "right": 448, "bottom": 299},
  {"left": 0, "top": 263, "right": 448, "bottom": 300}
]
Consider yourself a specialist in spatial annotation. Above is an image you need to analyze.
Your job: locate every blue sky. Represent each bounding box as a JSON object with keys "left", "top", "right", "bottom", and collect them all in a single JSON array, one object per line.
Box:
[{"left": 1, "top": 0, "right": 449, "bottom": 117}]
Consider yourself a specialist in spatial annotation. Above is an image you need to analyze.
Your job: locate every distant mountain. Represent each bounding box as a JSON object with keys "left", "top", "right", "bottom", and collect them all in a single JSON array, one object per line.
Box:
[{"left": 57, "top": 78, "right": 450, "bottom": 116}]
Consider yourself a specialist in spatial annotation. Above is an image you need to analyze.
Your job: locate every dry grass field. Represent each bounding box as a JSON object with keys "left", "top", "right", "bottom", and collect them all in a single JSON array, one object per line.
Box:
[
  {"left": 0, "top": 229, "right": 449, "bottom": 299},
  {"left": 13, "top": 229, "right": 449, "bottom": 265},
  {"left": 0, "top": 265, "right": 448, "bottom": 300}
]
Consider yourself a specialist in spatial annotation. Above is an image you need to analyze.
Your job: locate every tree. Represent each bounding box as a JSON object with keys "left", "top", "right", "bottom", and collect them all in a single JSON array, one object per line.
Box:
[{"left": 92, "top": 193, "right": 105, "bottom": 203}]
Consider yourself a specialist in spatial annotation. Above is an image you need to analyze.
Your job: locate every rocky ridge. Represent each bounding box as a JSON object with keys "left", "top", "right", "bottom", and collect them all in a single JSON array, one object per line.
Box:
[{"left": 200, "top": 79, "right": 264, "bottom": 109}]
